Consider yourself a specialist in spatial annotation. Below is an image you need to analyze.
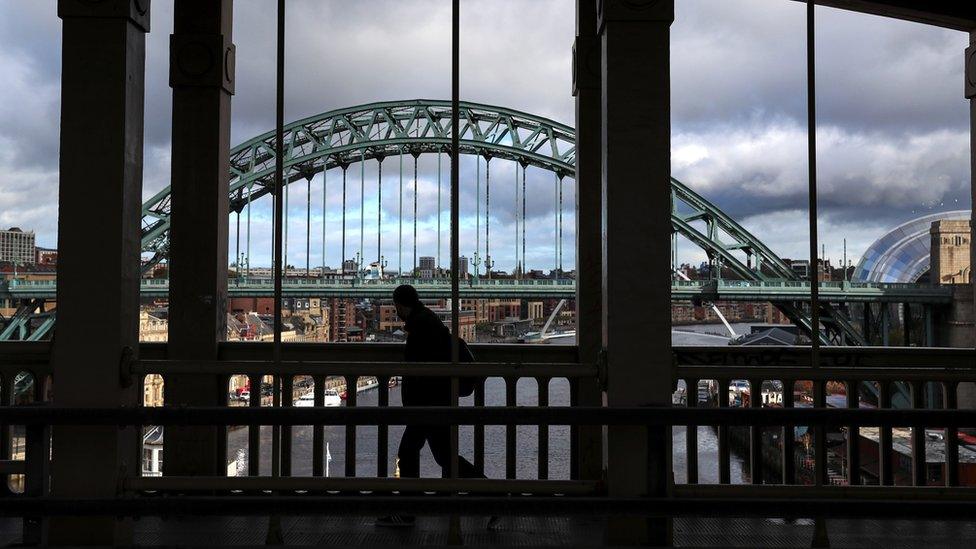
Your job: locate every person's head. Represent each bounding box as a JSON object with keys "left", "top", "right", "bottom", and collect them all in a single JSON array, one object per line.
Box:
[{"left": 392, "top": 284, "right": 420, "bottom": 321}]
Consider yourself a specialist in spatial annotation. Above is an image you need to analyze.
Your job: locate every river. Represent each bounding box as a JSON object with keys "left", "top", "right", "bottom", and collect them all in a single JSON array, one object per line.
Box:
[{"left": 225, "top": 322, "right": 756, "bottom": 482}]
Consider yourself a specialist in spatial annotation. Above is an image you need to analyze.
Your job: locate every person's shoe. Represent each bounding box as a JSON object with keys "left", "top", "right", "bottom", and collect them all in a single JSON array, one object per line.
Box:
[
  {"left": 375, "top": 514, "right": 416, "bottom": 528},
  {"left": 486, "top": 515, "right": 502, "bottom": 530}
]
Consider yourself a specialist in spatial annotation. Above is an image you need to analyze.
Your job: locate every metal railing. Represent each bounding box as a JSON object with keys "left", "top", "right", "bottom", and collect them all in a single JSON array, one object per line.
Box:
[{"left": 1, "top": 344, "right": 975, "bottom": 527}]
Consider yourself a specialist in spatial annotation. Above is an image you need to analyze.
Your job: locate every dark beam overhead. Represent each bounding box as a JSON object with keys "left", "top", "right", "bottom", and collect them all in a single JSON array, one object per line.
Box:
[{"left": 797, "top": 1, "right": 976, "bottom": 31}]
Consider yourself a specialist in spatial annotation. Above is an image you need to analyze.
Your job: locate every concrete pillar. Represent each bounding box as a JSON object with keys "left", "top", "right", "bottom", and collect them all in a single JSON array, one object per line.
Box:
[
  {"left": 572, "top": 0, "right": 604, "bottom": 483},
  {"left": 50, "top": 0, "right": 149, "bottom": 543},
  {"left": 165, "top": 0, "right": 235, "bottom": 476},
  {"left": 599, "top": 0, "right": 674, "bottom": 544},
  {"left": 968, "top": 31, "right": 976, "bottom": 345}
]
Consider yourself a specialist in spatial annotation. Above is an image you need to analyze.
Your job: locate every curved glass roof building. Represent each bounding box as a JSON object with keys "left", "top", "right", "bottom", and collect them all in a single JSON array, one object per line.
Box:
[{"left": 852, "top": 210, "right": 971, "bottom": 283}]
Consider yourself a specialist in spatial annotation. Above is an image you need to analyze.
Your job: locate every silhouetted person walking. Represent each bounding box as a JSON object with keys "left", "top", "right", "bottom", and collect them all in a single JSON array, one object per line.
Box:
[{"left": 376, "top": 284, "right": 487, "bottom": 528}]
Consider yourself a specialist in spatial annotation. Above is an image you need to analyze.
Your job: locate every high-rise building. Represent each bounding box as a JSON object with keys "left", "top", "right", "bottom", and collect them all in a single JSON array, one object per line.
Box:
[
  {"left": 0, "top": 227, "right": 36, "bottom": 265},
  {"left": 458, "top": 255, "right": 469, "bottom": 278}
]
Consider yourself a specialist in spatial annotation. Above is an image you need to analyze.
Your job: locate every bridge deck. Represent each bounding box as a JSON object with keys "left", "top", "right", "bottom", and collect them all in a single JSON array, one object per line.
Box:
[{"left": 0, "top": 278, "right": 953, "bottom": 303}]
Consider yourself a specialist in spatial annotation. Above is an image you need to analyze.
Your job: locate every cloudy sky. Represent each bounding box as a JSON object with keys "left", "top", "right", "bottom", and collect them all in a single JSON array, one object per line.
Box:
[{"left": 0, "top": 0, "right": 970, "bottom": 273}]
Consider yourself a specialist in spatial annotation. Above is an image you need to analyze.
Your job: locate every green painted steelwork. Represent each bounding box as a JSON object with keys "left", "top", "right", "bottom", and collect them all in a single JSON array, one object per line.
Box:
[
  {"left": 1, "top": 278, "right": 951, "bottom": 303},
  {"left": 126, "top": 99, "right": 929, "bottom": 344}
]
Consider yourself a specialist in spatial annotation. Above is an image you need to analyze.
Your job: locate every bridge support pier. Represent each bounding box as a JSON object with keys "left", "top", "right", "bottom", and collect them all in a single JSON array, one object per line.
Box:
[
  {"left": 165, "top": 1, "right": 235, "bottom": 478},
  {"left": 49, "top": 1, "right": 149, "bottom": 544},
  {"left": 599, "top": 0, "right": 674, "bottom": 545},
  {"left": 572, "top": 0, "right": 604, "bottom": 485}
]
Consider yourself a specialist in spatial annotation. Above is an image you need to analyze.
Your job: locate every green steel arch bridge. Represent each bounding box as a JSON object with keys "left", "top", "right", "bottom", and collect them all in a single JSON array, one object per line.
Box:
[{"left": 1, "top": 100, "right": 949, "bottom": 343}]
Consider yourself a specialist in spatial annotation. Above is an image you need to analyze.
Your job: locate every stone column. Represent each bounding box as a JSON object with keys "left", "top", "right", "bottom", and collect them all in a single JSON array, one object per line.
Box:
[
  {"left": 573, "top": 0, "right": 604, "bottom": 483},
  {"left": 599, "top": 0, "right": 674, "bottom": 544},
  {"left": 968, "top": 32, "right": 976, "bottom": 343},
  {"left": 50, "top": 0, "right": 149, "bottom": 544},
  {"left": 165, "top": 0, "right": 235, "bottom": 476}
]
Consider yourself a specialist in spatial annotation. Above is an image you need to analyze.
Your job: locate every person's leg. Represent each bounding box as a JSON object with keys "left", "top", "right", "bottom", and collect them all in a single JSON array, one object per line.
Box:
[
  {"left": 377, "top": 424, "right": 427, "bottom": 527},
  {"left": 426, "top": 426, "right": 484, "bottom": 479},
  {"left": 396, "top": 424, "right": 427, "bottom": 479}
]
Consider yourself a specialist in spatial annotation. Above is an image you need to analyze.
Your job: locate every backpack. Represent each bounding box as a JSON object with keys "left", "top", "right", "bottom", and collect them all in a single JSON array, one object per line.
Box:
[{"left": 457, "top": 338, "right": 480, "bottom": 397}]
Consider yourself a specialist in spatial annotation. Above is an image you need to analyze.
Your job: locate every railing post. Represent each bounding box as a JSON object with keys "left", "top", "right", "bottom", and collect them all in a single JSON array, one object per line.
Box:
[
  {"left": 50, "top": 1, "right": 148, "bottom": 543},
  {"left": 599, "top": 0, "right": 675, "bottom": 544},
  {"left": 782, "top": 379, "right": 796, "bottom": 484},
  {"left": 945, "top": 381, "right": 959, "bottom": 486},
  {"left": 686, "top": 378, "right": 699, "bottom": 484},
  {"left": 879, "top": 381, "right": 894, "bottom": 486},
  {"left": 911, "top": 381, "right": 927, "bottom": 486},
  {"left": 749, "top": 378, "right": 763, "bottom": 484},
  {"left": 23, "top": 382, "right": 50, "bottom": 544},
  {"left": 846, "top": 380, "right": 861, "bottom": 486},
  {"left": 572, "top": 0, "right": 604, "bottom": 485},
  {"left": 718, "top": 378, "right": 731, "bottom": 485},
  {"left": 165, "top": 0, "right": 235, "bottom": 478}
]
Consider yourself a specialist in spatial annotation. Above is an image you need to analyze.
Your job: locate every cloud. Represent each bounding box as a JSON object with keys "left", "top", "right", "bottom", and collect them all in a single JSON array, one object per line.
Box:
[{"left": 0, "top": 0, "right": 969, "bottom": 273}]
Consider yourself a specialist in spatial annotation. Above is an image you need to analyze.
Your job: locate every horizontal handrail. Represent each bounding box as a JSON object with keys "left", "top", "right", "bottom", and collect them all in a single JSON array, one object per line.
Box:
[
  {"left": 4, "top": 406, "right": 976, "bottom": 427},
  {"left": 134, "top": 359, "right": 597, "bottom": 378},
  {"left": 1, "top": 496, "right": 974, "bottom": 519},
  {"left": 126, "top": 476, "right": 599, "bottom": 495},
  {"left": 675, "top": 365, "right": 976, "bottom": 382}
]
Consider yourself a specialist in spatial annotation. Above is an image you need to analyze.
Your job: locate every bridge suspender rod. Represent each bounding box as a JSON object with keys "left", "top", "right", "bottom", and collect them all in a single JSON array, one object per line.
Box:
[
  {"left": 413, "top": 154, "right": 418, "bottom": 276},
  {"left": 306, "top": 176, "right": 311, "bottom": 277},
  {"left": 554, "top": 172, "right": 558, "bottom": 274},
  {"left": 522, "top": 163, "right": 526, "bottom": 280},
  {"left": 246, "top": 182, "right": 251, "bottom": 277},
  {"left": 235, "top": 208, "right": 240, "bottom": 279},
  {"left": 284, "top": 172, "right": 289, "bottom": 273},
  {"left": 399, "top": 150, "right": 403, "bottom": 278},
  {"left": 341, "top": 166, "right": 347, "bottom": 270},
  {"left": 438, "top": 150, "right": 442, "bottom": 271},
  {"left": 485, "top": 158, "right": 491, "bottom": 278},
  {"left": 515, "top": 162, "right": 519, "bottom": 276},
  {"left": 360, "top": 150, "right": 365, "bottom": 274},
  {"left": 328, "top": 167, "right": 329, "bottom": 278},
  {"left": 378, "top": 158, "right": 383, "bottom": 268},
  {"left": 558, "top": 176, "right": 563, "bottom": 273},
  {"left": 475, "top": 156, "right": 480, "bottom": 278}
]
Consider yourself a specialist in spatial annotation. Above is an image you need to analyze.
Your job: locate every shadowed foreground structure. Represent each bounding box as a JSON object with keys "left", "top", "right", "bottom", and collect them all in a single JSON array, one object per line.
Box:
[{"left": 1, "top": 0, "right": 975, "bottom": 547}]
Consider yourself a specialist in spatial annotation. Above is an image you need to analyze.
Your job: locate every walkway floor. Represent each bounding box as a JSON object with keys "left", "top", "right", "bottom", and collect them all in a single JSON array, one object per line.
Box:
[{"left": 2, "top": 515, "right": 975, "bottom": 547}]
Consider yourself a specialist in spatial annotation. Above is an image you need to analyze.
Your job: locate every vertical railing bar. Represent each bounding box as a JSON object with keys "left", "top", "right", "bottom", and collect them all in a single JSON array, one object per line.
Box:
[
  {"left": 271, "top": 375, "right": 281, "bottom": 478},
  {"left": 312, "top": 374, "right": 325, "bottom": 477},
  {"left": 846, "top": 379, "right": 861, "bottom": 486},
  {"left": 505, "top": 377, "right": 517, "bottom": 479},
  {"left": 814, "top": 380, "right": 827, "bottom": 486},
  {"left": 568, "top": 377, "right": 579, "bottom": 480},
  {"left": 281, "top": 375, "right": 293, "bottom": 477},
  {"left": 377, "top": 376, "right": 390, "bottom": 478},
  {"left": 217, "top": 373, "right": 228, "bottom": 479},
  {"left": 538, "top": 377, "right": 550, "bottom": 480},
  {"left": 272, "top": 0, "right": 285, "bottom": 482},
  {"left": 686, "top": 378, "right": 699, "bottom": 485},
  {"left": 945, "top": 381, "right": 959, "bottom": 487},
  {"left": 474, "top": 380, "right": 485, "bottom": 475},
  {"left": 1, "top": 374, "right": 11, "bottom": 496},
  {"left": 449, "top": 0, "right": 461, "bottom": 482},
  {"left": 782, "top": 379, "right": 796, "bottom": 485},
  {"left": 749, "top": 378, "right": 763, "bottom": 485},
  {"left": 345, "top": 376, "right": 357, "bottom": 477},
  {"left": 718, "top": 378, "right": 730, "bottom": 485},
  {"left": 248, "top": 374, "right": 261, "bottom": 475},
  {"left": 879, "top": 380, "right": 894, "bottom": 486},
  {"left": 911, "top": 380, "right": 926, "bottom": 487}
]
